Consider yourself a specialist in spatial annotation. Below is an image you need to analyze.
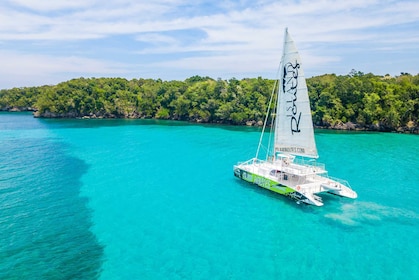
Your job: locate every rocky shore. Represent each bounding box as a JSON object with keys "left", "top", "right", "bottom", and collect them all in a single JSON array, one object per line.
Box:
[
  {"left": 314, "top": 121, "right": 419, "bottom": 134},
  {"left": 2, "top": 107, "right": 418, "bottom": 134},
  {"left": 1, "top": 106, "right": 37, "bottom": 112}
]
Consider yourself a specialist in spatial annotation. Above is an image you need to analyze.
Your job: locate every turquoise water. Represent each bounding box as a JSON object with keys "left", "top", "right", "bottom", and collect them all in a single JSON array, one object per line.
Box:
[{"left": 1, "top": 112, "right": 418, "bottom": 279}]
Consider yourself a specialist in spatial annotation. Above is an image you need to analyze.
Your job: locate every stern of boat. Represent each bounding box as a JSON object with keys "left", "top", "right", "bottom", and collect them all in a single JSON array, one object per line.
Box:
[{"left": 320, "top": 179, "right": 357, "bottom": 199}]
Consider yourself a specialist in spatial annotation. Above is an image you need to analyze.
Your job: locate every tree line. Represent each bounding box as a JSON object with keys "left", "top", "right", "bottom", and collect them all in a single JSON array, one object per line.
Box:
[{"left": 0, "top": 71, "right": 418, "bottom": 132}]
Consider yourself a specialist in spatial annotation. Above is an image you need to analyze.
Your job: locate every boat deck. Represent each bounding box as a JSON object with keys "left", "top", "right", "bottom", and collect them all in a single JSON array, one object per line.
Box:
[{"left": 237, "top": 158, "right": 355, "bottom": 199}]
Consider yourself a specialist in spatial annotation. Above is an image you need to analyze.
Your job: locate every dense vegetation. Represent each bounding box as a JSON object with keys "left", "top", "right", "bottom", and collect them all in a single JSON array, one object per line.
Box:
[{"left": 1, "top": 71, "right": 418, "bottom": 132}]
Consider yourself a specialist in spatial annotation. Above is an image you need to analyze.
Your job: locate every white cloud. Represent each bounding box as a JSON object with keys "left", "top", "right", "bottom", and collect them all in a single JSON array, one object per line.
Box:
[
  {"left": 135, "top": 33, "right": 178, "bottom": 45},
  {"left": 0, "top": 0, "right": 418, "bottom": 88},
  {"left": 0, "top": 51, "right": 131, "bottom": 87},
  {"left": 8, "top": 0, "right": 96, "bottom": 12},
  {"left": 2, "top": 0, "right": 418, "bottom": 43}
]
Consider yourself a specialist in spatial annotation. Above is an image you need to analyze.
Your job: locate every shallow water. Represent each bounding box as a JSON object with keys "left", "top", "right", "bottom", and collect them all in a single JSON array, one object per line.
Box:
[{"left": 1, "top": 112, "right": 418, "bottom": 279}]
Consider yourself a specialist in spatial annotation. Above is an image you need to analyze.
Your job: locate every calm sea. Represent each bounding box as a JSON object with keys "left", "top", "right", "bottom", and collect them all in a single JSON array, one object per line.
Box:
[{"left": 1, "top": 112, "right": 418, "bottom": 279}]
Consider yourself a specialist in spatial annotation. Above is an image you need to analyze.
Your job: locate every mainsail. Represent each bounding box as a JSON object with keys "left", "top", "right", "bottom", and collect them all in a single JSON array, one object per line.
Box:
[{"left": 274, "top": 28, "right": 318, "bottom": 158}]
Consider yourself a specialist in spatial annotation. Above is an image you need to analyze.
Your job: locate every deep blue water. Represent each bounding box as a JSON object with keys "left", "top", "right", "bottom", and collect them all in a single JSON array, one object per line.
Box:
[{"left": 1, "top": 112, "right": 418, "bottom": 279}]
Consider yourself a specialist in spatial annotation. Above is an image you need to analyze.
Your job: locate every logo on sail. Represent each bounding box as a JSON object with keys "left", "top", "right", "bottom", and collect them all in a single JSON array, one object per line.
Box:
[
  {"left": 279, "top": 147, "right": 305, "bottom": 153},
  {"left": 283, "top": 61, "right": 301, "bottom": 134}
]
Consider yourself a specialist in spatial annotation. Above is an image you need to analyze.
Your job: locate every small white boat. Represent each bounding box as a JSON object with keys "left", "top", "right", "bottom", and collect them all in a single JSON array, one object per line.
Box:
[{"left": 233, "top": 28, "right": 357, "bottom": 206}]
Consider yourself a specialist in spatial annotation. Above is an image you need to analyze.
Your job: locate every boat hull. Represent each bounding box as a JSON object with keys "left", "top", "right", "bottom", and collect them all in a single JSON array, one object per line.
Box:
[
  {"left": 234, "top": 167, "right": 294, "bottom": 195},
  {"left": 233, "top": 164, "right": 323, "bottom": 206}
]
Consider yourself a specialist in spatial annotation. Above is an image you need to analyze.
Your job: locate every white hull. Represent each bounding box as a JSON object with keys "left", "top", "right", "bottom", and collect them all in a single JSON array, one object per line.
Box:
[{"left": 234, "top": 157, "right": 357, "bottom": 206}]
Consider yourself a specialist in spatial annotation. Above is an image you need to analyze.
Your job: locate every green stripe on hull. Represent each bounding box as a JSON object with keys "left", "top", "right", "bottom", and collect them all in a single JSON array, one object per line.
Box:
[{"left": 236, "top": 168, "right": 294, "bottom": 196}]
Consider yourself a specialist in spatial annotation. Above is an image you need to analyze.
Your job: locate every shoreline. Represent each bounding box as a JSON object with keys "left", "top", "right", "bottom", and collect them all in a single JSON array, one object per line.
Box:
[{"left": 1, "top": 108, "right": 418, "bottom": 134}]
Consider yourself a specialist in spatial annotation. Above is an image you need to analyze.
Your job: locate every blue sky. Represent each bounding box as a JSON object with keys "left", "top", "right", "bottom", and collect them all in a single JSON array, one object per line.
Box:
[{"left": 1, "top": 0, "right": 418, "bottom": 89}]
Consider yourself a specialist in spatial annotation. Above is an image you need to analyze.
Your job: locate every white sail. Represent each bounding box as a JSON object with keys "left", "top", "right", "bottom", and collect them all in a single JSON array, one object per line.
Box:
[{"left": 274, "top": 28, "right": 318, "bottom": 158}]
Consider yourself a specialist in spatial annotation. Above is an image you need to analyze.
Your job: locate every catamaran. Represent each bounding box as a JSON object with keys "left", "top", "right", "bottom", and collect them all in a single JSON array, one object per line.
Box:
[{"left": 233, "top": 28, "right": 357, "bottom": 206}]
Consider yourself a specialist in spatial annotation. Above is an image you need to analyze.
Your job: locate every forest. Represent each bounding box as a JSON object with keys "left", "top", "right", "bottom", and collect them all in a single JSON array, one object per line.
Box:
[{"left": 1, "top": 71, "right": 418, "bottom": 133}]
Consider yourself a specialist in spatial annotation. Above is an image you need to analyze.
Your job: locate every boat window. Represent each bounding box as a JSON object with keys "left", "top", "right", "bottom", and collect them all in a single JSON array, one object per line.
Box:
[{"left": 270, "top": 170, "right": 282, "bottom": 176}]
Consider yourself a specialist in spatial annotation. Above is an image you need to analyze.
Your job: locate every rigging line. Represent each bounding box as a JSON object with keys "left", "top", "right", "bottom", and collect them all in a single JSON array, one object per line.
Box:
[
  {"left": 267, "top": 91, "right": 277, "bottom": 160},
  {"left": 265, "top": 81, "right": 277, "bottom": 160},
  {"left": 255, "top": 62, "right": 282, "bottom": 160}
]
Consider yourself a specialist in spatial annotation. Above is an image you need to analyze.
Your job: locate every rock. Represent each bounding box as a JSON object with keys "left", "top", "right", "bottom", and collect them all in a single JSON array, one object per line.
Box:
[{"left": 345, "top": 122, "right": 356, "bottom": 130}]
